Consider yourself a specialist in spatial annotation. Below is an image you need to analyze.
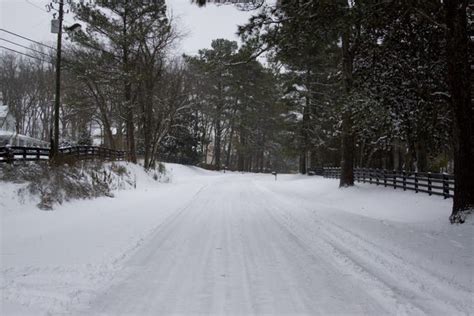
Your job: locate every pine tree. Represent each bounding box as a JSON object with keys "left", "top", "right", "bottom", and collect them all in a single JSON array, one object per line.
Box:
[
  {"left": 71, "top": 0, "right": 171, "bottom": 163},
  {"left": 444, "top": 0, "right": 474, "bottom": 222}
]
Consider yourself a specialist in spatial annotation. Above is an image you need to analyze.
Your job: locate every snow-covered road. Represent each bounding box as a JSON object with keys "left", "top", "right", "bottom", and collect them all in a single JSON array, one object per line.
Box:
[
  {"left": 80, "top": 173, "right": 471, "bottom": 315},
  {"left": 2, "top": 164, "right": 473, "bottom": 315}
]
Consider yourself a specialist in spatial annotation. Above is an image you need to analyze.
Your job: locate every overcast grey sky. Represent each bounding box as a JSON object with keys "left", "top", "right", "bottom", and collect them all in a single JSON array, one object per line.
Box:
[{"left": 0, "top": 0, "right": 254, "bottom": 56}]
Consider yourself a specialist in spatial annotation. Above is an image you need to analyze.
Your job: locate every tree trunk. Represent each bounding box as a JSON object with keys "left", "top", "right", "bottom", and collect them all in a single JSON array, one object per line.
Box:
[
  {"left": 445, "top": 0, "right": 474, "bottom": 223},
  {"left": 339, "top": 28, "right": 355, "bottom": 187},
  {"left": 415, "top": 141, "right": 428, "bottom": 172},
  {"left": 340, "top": 111, "right": 355, "bottom": 186},
  {"left": 87, "top": 82, "right": 115, "bottom": 150},
  {"left": 125, "top": 85, "right": 136, "bottom": 163},
  {"left": 246, "top": 155, "right": 252, "bottom": 172},
  {"left": 226, "top": 123, "right": 234, "bottom": 168},
  {"left": 214, "top": 118, "right": 222, "bottom": 170},
  {"left": 299, "top": 151, "right": 307, "bottom": 174},
  {"left": 259, "top": 134, "right": 265, "bottom": 172},
  {"left": 123, "top": 12, "right": 136, "bottom": 163},
  {"left": 392, "top": 138, "right": 401, "bottom": 170},
  {"left": 143, "top": 78, "right": 155, "bottom": 170},
  {"left": 310, "top": 149, "right": 319, "bottom": 170},
  {"left": 300, "top": 77, "right": 311, "bottom": 174},
  {"left": 237, "top": 128, "right": 246, "bottom": 172}
]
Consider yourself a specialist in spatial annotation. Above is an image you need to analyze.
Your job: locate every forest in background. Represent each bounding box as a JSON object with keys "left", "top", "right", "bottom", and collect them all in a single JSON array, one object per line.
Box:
[{"left": 0, "top": 0, "right": 472, "bottom": 221}]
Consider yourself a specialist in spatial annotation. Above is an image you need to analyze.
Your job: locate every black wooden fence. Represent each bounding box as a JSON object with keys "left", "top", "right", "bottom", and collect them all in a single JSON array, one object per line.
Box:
[
  {"left": 0, "top": 145, "right": 126, "bottom": 163},
  {"left": 315, "top": 167, "right": 454, "bottom": 199}
]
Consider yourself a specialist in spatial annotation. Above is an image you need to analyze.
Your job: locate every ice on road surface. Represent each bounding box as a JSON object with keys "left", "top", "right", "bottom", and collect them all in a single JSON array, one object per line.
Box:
[{"left": 1, "top": 164, "right": 473, "bottom": 315}]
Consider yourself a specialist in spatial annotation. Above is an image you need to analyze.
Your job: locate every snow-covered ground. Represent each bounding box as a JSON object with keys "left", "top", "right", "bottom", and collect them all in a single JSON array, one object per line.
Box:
[{"left": 1, "top": 164, "right": 473, "bottom": 315}]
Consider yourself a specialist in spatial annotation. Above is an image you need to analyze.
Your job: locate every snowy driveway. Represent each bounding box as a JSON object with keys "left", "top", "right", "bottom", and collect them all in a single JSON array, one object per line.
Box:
[{"left": 2, "top": 166, "right": 473, "bottom": 315}]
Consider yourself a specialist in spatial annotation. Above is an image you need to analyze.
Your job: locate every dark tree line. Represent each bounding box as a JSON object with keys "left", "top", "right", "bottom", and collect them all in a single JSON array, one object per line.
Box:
[
  {"left": 1, "top": 0, "right": 472, "bottom": 222},
  {"left": 183, "top": 39, "right": 288, "bottom": 171},
  {"left": 231, "top": 0, "right": 473, "bottom": 222}
]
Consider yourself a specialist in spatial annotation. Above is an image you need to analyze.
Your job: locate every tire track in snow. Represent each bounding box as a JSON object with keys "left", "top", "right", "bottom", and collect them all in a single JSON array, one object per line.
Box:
[
  {"left": 254, "top": 181, "right": 472, "bottom": 315},
  {"left": 74, "top": 174, "right": 471, "bottom": 315},
  {"left": 237, "top": 181, "right": 391, "bottom": 315},
  {"left": 254, "top": 190, "right": 412, "bottom": 314},
  {"left": 75, "top": 183, "right": 211, "bottom": 315},
  {"left": 78, "top": 176, "right": 393, "bottom": 315},
  {"left": 265, "top": 183, "right": 472, "bottom": 296}
]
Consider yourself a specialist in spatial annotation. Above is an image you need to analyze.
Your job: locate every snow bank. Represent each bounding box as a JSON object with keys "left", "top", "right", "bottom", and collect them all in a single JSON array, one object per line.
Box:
[
  {"left": 164, "top": 163, "right": 218, "bottom": 183},
  {"left": 0, "top": 161, "right": 145, "bottom": 211},
  {"left": 258, "top": 174, "right": 452, "bottom": 223},
  {"left": 0, "top": 162, "right": 218, "bottom": 315}
]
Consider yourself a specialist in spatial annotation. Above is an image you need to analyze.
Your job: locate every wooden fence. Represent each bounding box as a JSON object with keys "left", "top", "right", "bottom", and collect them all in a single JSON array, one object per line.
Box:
[
  {"left": 316, "top": 167, "right": 454, "bottom": 199},
  {"left": 0, "top": 145, "right": 126, "bottom": 163}
]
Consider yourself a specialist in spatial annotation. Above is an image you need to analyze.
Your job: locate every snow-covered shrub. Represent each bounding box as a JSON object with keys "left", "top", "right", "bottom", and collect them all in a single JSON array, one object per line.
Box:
[
  {"left": 0, "top": 161, "right": 139, "bottom": 210},
  {"left": 149, "top": 162, "right": 169, "bottom": 183}
]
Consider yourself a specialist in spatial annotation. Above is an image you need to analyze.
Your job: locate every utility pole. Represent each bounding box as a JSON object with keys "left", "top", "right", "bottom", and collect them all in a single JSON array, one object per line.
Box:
[{"left": 51, "top": 0, "right": 64, "bottom": 162}]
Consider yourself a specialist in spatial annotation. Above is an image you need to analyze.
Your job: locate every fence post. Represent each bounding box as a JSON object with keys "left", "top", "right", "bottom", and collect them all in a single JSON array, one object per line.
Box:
[
  {"left": 415, "top": 171, "right": 418, "bottom": 193},
  {"left": 427, "top": 172, "right": 432, "bottom": 196},
  {"left": 393, "top": 170, "right": 396, "bottom": 189},
  {"left": 376, "top": 169, "right": 379, "bottom": 186},
  {"left": 443, "top": 173, "right": 449, "bottom": 199},
  {"left": 383, "top": 169, "right": 387, "bottom": 187},
  {"left": 369, "top": 168, "right": 373, "bottom": 184},
  {"left": 402, "top": 170, "right": 406, "bottom": 191},
  {"left": 5, "top": 146, "right": 14, "bottom": 164}
]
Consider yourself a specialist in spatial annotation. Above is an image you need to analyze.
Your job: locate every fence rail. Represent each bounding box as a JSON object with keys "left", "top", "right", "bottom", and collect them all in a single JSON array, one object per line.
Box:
[
  {"left": 0, "top": 145, "right": 126, "bottom": 163},
  {"left": 316, "top": 167, "right": 454, "bottom": 199}
]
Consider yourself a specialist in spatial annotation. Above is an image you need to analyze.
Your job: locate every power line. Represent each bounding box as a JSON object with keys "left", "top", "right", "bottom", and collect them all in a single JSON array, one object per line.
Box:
[
  {"left": 0, "top": 45, "right": 47, "bottom": 62},
  {"left": 0, "top": 28, "right": 56, "bottom": 51},
  {"left": 0, "top": 38, "right": 51, "bottom": 57},
  {"left": 25, "top": 0, "right": 48, "bottom": 13}
]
